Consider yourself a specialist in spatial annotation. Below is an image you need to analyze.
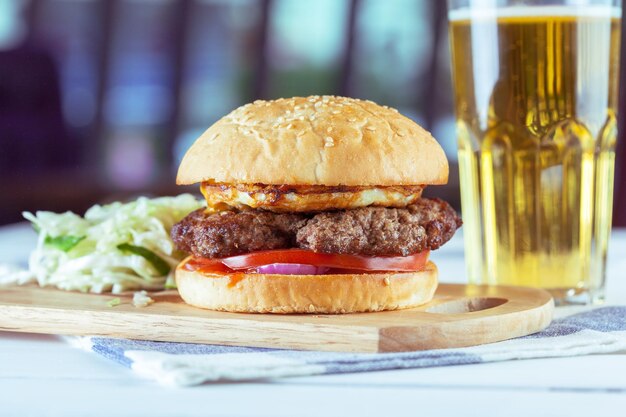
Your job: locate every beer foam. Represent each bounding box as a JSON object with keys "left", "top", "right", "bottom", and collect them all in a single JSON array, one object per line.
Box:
[{"left": 449, "top": 5, "right": 621, "bottom": 21}]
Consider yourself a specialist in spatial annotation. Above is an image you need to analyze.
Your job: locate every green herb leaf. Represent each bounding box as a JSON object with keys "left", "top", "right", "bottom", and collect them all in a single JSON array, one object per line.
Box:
[
  {"left": 44, "top": 235, "right": 85, "bottom": 252},
  {"left": 117, "top": 243, "right": 171, "bottom": 276},
  {"left": 107, "top": 298, "right": 121, "bottom": 307}
]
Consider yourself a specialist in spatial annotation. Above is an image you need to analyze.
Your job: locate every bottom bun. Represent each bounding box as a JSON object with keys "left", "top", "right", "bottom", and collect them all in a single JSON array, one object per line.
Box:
[{"left": 175, "top": 258, "right": 438, "bottom": 314}]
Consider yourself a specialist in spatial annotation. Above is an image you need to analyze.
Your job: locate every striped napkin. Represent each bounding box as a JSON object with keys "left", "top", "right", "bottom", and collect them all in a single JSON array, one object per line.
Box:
[{"left": 71, "top": 306, "right": 626, "bottom": 386}]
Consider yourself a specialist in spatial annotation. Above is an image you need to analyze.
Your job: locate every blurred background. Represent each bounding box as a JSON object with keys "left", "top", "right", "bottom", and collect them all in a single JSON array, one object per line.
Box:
[{"left": 0, "top": 0, "right": 625, "bottom": 226}]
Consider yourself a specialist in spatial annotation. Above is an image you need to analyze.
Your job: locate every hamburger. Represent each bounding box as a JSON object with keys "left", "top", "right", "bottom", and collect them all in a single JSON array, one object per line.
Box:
[{"left": 171, "top": 95, "right": 461, "bottom": 314}]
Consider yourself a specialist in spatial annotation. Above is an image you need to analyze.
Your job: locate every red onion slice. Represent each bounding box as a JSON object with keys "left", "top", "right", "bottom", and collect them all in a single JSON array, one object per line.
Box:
[{"left": 254, "top": 263, "right": 330, "bottom": 275}]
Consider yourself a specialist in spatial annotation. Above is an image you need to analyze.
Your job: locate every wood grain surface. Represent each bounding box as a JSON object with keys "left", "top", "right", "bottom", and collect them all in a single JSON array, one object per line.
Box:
[{"left": 0, "top": 284, "right": 554, "bottom": 352}]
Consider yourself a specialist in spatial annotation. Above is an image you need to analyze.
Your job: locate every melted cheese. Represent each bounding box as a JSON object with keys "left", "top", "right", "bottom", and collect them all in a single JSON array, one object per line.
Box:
[{"left": 201, "top": 183, "right": 423, "bottom": 212}]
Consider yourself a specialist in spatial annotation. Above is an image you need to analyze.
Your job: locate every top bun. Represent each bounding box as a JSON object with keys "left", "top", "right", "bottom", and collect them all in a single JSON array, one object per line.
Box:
[{"left": 177, "top": 96, "right": 448, "bottom": 186}]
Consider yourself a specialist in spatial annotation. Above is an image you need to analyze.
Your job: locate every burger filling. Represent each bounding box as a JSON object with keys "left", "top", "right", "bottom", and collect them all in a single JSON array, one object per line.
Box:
[
  {"left": 201, "top": 183, "right": 425, "bottom": 212},
  {"left": 171, "top": 190, "right": 461, "bottom": 275},
  {"left": 183, "top": 250, "right": 431, "bottom": 276}
]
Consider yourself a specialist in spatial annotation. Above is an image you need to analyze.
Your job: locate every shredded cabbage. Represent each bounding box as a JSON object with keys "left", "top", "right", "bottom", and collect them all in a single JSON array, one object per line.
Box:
[
  {"left": 22, "top": 194, "right": 203, "bottom": 294},
  {"left": 107, "top": 298, "right": 122, "bottom": 307},
  {"left": 133, "top": 290, "right": 155, "bottom": 307}
]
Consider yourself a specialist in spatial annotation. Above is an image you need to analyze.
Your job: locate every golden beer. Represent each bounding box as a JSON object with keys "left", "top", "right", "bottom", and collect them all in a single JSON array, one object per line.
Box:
[{"left": 449, "top": 6, "right": 621, "bottom": 303}]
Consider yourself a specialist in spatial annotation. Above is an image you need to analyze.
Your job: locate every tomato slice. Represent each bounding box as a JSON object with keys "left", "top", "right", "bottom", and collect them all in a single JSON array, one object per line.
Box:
[{"left": 218, "top": 249, "right": 429, "bottom": 272}]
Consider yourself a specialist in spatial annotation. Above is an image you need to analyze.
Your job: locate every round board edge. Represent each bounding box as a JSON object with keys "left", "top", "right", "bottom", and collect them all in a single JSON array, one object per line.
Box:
[{"left": 377, "top": 284, "right": 555, "bottom": 352}]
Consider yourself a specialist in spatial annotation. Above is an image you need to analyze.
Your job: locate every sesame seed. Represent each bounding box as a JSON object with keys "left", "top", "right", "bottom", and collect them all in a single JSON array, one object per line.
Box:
[
  {"left": 348, "top": 117, "right": 357, "bottom": 122},
  {"left": 287, "top": 123, "right": 293, "bottom": 129},
  {"left": 384, "top": 277, "right": 390, "bottom": 286},
  {"left": 327, "top": 127, "right": 333, "bottom": 133},
  {"left": 366, "top": 126, "right": 376, "bottom": 131},
  {"left": 397, "top": 131, "right": 405, "bottom": 137},
  {"left": 331, "top": 110, "right": 340, "bottom": 114},
  {"left": 299, "top": 116, "right": 305, "bottom": 121}
]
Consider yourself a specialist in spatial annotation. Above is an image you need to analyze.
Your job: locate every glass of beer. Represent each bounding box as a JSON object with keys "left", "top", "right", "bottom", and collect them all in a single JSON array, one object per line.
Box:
[{"left": 447, "top": 0, "right": 621, "bottom": 304}]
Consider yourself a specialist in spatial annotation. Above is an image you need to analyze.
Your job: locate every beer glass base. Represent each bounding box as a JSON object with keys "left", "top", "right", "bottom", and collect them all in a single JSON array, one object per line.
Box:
[{"left": 547, "top": 287, "right": 605, "bottom": 306}]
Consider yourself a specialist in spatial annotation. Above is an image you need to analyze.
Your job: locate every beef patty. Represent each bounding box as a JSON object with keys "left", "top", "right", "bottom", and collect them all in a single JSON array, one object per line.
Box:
[{"left": 171, "top": 198, "right": 462, "bottom": 258}]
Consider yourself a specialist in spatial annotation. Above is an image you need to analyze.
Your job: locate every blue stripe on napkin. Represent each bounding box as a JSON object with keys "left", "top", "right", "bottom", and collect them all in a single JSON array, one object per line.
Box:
[
  {"left": 524, "top": 306, "right": 626, "bottom": 338},
  {"left": 91, "top": 338, "right": 278, "bottom": 367}
]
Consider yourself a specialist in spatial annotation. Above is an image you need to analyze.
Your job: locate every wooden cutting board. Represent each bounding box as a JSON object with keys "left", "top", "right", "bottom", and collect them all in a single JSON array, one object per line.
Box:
[{"left": 0, "top": 284, "right": 553, "bottom": 353}]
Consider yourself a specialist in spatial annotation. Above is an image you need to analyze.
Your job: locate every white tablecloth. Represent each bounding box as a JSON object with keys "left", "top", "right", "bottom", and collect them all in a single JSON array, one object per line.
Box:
[{"left": 1, "top": 222, "right": 625, "bottom": 416}]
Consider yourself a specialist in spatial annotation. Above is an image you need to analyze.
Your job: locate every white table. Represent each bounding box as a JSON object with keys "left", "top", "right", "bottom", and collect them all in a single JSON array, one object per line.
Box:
[{"left": 1, "top": 222, "right": 625, "bottom": 417}]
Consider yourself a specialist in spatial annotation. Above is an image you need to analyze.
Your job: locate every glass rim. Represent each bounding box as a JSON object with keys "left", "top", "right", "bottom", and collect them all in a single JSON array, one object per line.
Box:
[
  {"left": 448, "top": 0, "right": 622, "bottom": 20},
  {"left": 448, "top": 4, "right": 622, "bottom": 21}
]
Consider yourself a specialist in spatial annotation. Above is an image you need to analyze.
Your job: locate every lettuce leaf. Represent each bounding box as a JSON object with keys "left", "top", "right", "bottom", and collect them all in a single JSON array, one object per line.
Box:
[
  {"left": 45, "top": 235, "right": 85, "bottom": 252},
  {"left": 117, "top": 243, "right": 171, "bottom": 276}
]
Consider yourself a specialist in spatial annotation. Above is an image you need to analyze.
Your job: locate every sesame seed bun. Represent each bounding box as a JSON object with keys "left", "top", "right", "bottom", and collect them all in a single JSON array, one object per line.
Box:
[
  {"left": 176, "top": 96, "right": 448, "bottom": 187},
  {"left": 175, "top": 259, "right": 438, "bottom": 314}
]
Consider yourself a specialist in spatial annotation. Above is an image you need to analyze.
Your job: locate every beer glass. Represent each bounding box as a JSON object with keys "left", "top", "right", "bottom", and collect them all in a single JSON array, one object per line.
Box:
[{"left": 447, "top": 0, "right": 621, "bottom": 304}]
